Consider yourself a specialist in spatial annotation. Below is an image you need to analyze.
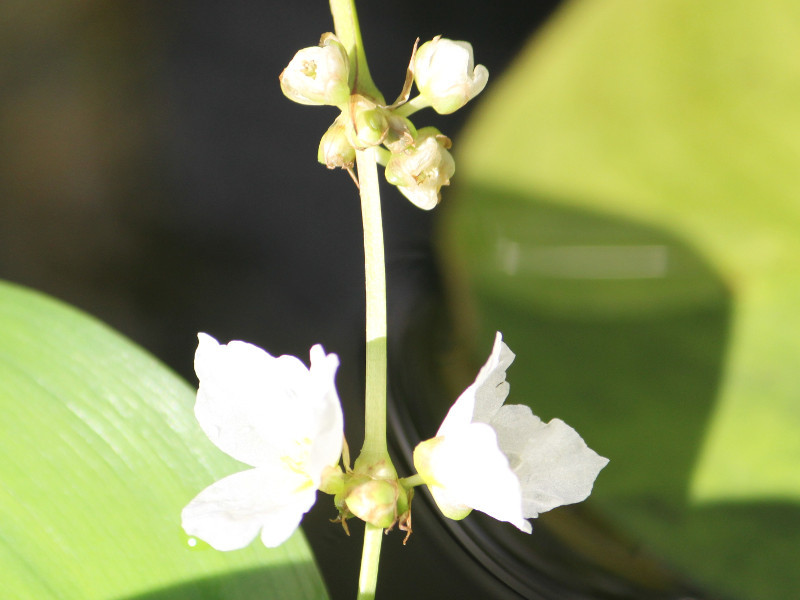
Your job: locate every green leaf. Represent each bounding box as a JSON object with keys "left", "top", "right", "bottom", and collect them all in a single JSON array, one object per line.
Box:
[
  {"left": 442, "top": 1, "right": 800, "bottom": 598},
  {"left": 0, "top": 280, "right": 328, "bottom": 600}
]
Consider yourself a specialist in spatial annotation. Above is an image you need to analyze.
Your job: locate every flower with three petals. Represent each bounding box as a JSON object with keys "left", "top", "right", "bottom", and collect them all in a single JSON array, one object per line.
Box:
[
  {"left": 181, "top": 333, "right": 343, "bottom": 550},
  {"left": 414, "top": 332, "right": 608, "bottom": 532}
]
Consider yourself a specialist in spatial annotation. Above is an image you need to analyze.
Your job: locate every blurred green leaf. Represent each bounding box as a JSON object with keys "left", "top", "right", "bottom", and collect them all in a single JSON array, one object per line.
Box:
[
  {"left": 0, "top": 280, "right": 328, "bottom": 600},
  {"left": 442, "top": 0, "right": 800, "bottom": 598}
]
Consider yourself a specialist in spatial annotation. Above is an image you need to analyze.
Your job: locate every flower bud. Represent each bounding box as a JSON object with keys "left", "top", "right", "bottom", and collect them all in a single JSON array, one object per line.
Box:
[
  {"left": 344, "top": 478, "right": 398, "bottom": 528},
  {"left": 346, "top": 95, "right": 390, "bottom": 149},
  {"left": 414, "top": 36, "right": 489, "bottom": 114},
  {"left": 280, "top": 33, "right": 350, "bottom": 106},
  {"left": 385, "top": 127, "right": 455, "bottom": 210},
  {"left": 318, "top": 116, "right": 355, "bottom": 169}
]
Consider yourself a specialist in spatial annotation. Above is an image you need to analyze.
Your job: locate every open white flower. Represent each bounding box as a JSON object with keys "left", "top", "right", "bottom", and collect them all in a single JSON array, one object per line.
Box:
[
  {"left": 182, "top": 333, "right": 343, "bottom": 550},
  {"left": 414, "top": 332, "right": 608, "bottom": 532},
  {"left": 414, "top": 36, "right": 489, "bottom": 114},
  {"left": 279, "top": 33, "right": 351, "bottom": 106}
]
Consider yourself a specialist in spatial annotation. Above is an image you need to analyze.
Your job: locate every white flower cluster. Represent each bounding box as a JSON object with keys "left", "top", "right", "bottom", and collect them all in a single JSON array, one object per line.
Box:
[
  {"left": 182, "top": 333, "right": 607, "bottom": 549},
  {"left": 279, "top": 34, "right": 489, "bottom": 210}
]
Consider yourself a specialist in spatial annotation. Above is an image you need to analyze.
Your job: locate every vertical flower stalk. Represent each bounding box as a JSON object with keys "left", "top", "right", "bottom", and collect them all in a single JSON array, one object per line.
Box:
[
  {"left": 329, "top": 0, "right": 383, "bottom": 102},
  {"left": 329, "top": 1, "right": 391, "bottom": 598},
  {"left": 355, "top": 147, "right": 389, "bottom": 465}
]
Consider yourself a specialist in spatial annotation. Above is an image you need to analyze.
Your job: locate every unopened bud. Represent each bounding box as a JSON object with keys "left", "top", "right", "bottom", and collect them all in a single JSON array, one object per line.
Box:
[
  {"left": 414, "top": 36, "right": 488, "bottom": 114},
  {"left": 280, "top": 33, "right": 351, "bottom": 106},
  {"left": 344, "top": 478, "right": 398, "bottom": 528},
  {"left": 318, "top": 116, "right": 355, "bottom": 169},
  {"left": 346, "top": 95, "right": 390, "bottom": 149}
]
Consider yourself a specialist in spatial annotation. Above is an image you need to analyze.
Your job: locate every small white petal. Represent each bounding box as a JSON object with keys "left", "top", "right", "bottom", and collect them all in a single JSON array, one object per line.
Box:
[
  {"left": 414, "top": 37, "right": 489, "bottom": 114},
  {"left": 193, "top": 334, "right": 342, "bottom": 477},
  {"left": 279, "top": 35, "right": 350, "bottom": 106},
  {"left": 470, "top": 332, "right": 515, "bottom": 423},
  {"left": 487, "top": 403, "right": 546, "bottom": 468},
  {"left": 306, "top": 344, "right": 344, "bottom": 483},
  {"left": 194, "top": 334, "right": 311, "bottom": 467},
  {"left": 417, "top": 423, "right": 529, "bottom": 532},
  {"left": 514, "top": 418, "right": 609, "bottom": 518},
  {"left": 181, "top": 462, "right": 317, "bottom": 551},
  {"left": 438, "top": 332, "right": 514, "bottom": 437}
]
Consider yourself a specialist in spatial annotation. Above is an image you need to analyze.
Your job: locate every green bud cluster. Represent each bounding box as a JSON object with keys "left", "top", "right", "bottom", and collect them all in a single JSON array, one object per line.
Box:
[
  {"left": 281, "top": 33, "right": 488, "bottom": 210},
  {"left": 320, "top": 455, "right": 414, "bottom": 542}
]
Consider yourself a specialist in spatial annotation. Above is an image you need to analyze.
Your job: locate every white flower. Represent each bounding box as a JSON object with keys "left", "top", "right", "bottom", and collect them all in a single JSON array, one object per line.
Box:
[
  {"left": 414, "top": 332, "right": 608, "bottom": 532},
  {"left": 181, "top": 333, "right": 343, "bottom": 550},
  {"left": 414, "top": 36, "right": 489, "bottom": 114},
  {"left": 385, "top": 127, "right": 455, "bottom": 210},
  {"left": 280, "top": 33, "right": 351, "bottom": 106}
]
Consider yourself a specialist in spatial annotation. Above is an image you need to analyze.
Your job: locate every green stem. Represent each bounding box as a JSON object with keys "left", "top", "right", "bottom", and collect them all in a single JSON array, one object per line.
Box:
[
  {"left": 399, "top": 473, "right": 424, "bottom": 488},
  {"left": 330, "top": 0, "right": 384, "bottom": 102},
  {"left": 330, "top": 4, "right": 391, "bottom": 598},
  {"left": 356, "top": 524, "right": 384, "bottom": 600},
  {"left": 392, "top": 95, "right": 430, "bottom": 118},
  {"left": 373, "top": 146, "right": 392, "bottom": 167},
  {"left": 355, "top": 147, "right": 388, "bottom": 462}
]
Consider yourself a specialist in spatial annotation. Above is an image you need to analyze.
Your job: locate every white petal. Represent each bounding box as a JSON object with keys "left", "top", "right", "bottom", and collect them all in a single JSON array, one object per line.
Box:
[
  {"left": 420, "top": 423, "right": 530, "bottom": 532},
  {"left": 306, "top": 344, "right": 344, "bottom": 484},
  {"left": 193, "top": 334, "right": 342, "bottom": 474},
  {"left": 487, "top": 403, "right": 546, "bottom": 468},
  {"left": 279, "top": 37, "right": 350, "bottom": 106},
  {"left": 397, "top": 184, "right": 440, "bottom": 211},
  {"left": 181, "top": 462, "right": 317, "bottom": 550},
  {"left": 512, "top": 417, "right": 609, "bottom": 517},
  {"left": 439, "top": 332, "right": 514, "bottom": 437},
  {"left": 468, "top": 65, "right": 489, "bottom": 99},
  {"left": 414, "top": 38, "right": 488, "bottom": 114}
]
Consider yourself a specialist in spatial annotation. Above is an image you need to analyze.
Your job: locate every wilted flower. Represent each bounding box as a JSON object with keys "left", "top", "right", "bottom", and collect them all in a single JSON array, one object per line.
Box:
[
  {"left": 414, "top": 332, "right": 608, "bottom": 532},
  {"left": 414, "top": 36, "right": 489, "bottom": 114},
  {"left": 382, "top": 114, "right": 417, "bottom": 154},
  {"left": 181, "top": 333, "right": 343, "bottom": 550},
  {"left": 385, "top": 127, "right": 455, "bottom": 210},
  {"left": 280, "top": 33, "right": 351, "bottom": 106}
]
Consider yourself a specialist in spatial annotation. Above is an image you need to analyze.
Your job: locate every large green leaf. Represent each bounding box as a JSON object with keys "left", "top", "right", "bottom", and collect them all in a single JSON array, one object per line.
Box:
[
  {"left": 442, "top": 1, "right": 800, "bottom": 598},
  {"left": 0, "top": 280, "right": 328, "bottom": 600}
]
